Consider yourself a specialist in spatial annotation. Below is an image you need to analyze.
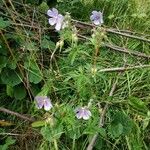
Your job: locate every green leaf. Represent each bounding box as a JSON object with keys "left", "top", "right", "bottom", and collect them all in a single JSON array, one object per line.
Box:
[
  {"left": 24, "top": 42, "right": 39, "bottom": 51},
  {"left": 41, "top": 124, "right": 64, "bottom": 141},
  {"left": 67, "top": 126, "right": 81, "bottom": 139},
  {"left": 143, "top": 118, "right": 149, "bottom": 130},
  {"left": 37, "top": 83, "right": 50, "bottom": 96},
  {"left": 129, "top": 97, "right": 148, "bottom": 114},
  {"left": 31, "top": 120, "right": 46, "bottom": 127},
  {"left": 84, "top": 126, "right": 98, "bottom": 135},
  {"left": 28, "top": 69, "right": 42, "bottom": 84},
  {"left": 0, "top": 137, "right": 16, "bottom": 150},
  {"left": 68, "top": 46, "right": 79, "bottom": 65},
  {"left": 143, "top": 111, "right": 150, "bottom": 130},
  {"left": 126, "top": 132, "right": 143, "bottom": 150},
  {"left": 108, "top": 111, "right": 133, "bottom": 139},
  {"left": 6, "top": 85, "right": 14, "bottom": 97},
  {"left": 30, "top": 84, "right": 41, "bottom": 96},
  {"left": 0, "top": 56, "right": 7, "bottom": 69},
  {"left": 5, "top": 137, "right": 16, "bottom": 146},
  {"left": 95, "top": 136, "right": 104, "bottom": 150},
  {"left": 38, "top": 2, "right": 49, "bottom": 13},
  {"left": 1, "top": 68, "right": 22, "bottom": 86},
  {"left": 98, "top": 127, "right": 107, "bottom": 137},
  {"left": 41, "top": 38, "right": 55, "bottom": 49},
  {"left": 108, "top": 123, "right": 123, "bottom": 138},
  {"left": 7, "top": 59, "right": 17, "bottom": 69},
  {"left": 0, "top": 44, "right": 8, "bottom": 55},
  {"left": 13, "top": 84, "right": 27, "bottom": 100},
  {"left": 24, "top": 60, "right": 42, "bottom": 84},
  {"left": 0, "top": 17, "right": 10, "bottom": 29},
  {"left": 84, "top": 126, "right": 106, "bottom": 138},
  {"left": 0, "top": 145, "right": 8, "bottom": 150}
]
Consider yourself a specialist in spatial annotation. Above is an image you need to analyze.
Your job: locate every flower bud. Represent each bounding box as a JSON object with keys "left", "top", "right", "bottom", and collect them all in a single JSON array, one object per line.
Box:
[
  {"left": 72, "top": 33, "right": 78, "bottom": 43},
  {"left": 46, "top": 116, "right": 55, "bottom": 126},
  {"left": 91, "top": 67, "right": 97, "bottom": 75},
  {"left": 56, "top": 39, "right": 64, "bottom": 49},
  {"left": 88, "top": 99, "right": 93, "bottom": 108}
]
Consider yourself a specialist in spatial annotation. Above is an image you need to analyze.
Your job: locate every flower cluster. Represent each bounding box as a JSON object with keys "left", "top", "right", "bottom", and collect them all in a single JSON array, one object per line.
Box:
[
  {"left": 47, "top": 8, "right": 103, "bottom": 30},
  {"left": 41, "top": 8, "right": 103, "bottom": 119},
  {"left": 35, "top": 96, "right": 92, "bottom": 120}
]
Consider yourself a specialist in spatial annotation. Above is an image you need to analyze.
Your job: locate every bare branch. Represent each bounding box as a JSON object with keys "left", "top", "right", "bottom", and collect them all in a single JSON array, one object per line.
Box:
[
  {"left": 98, "top": 65, "right": 150, "bottom": 73},
  {"left": 77, "top": 34, "right": 150, "bottom": 59},
  {"left": 104, "top": 43, "right": 150, "bottom": 59},
  {"left": 73, "top": 19, "right": 150, "bottom": 43},
  {"left": 0, "top": 107, "right": 35, "bottom": 122}
]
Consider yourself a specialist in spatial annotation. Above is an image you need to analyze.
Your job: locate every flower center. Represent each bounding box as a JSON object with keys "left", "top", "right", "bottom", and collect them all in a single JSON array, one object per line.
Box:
[{"left": 95, "top": 15, "right": 100, "bottom": 20}]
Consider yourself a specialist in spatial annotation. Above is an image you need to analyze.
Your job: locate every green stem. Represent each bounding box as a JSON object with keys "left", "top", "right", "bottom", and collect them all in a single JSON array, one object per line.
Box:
[
  {"left": 125, "top": 136, "right": 131, "bottom": 150},
  {"left": 53, "top": 139, "right": 58, "bottom": 150},
  {"left": 72, "top": 135, "right": 76, "bottom": 150}
]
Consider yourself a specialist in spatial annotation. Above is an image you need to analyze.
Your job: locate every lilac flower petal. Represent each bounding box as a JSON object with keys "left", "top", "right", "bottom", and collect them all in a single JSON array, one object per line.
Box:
[
  {"left": 35, "top": 96, "right": 46, "bottom": 109},
  {"left": 47, "top": 8, "right": 58, "bottom": 17},
  {"left": 44, "top": 98, "right": 53, "bottom": 111},
  {"left": 48, "top": 18, "right": 57, "bottom": 25},
  {"left": 92, "top": 11, "right": 98, "bottom": 14},
  {"left": 100, "top": 16, "right": 104, "bottom": 24},
  {"left": 76, "top": 108, "right": 84, "bottom": 119},
  {"left": 93, "top": 19, "right": 101, "bottom": 25},
  {"left": 55, "top": 22, "right": 62, "bottom": 31},
  {"left": 55, "top": 14, "right": 64, "bottom": 31},
  {"left": 75, "top": 108, "right": 83, "bottom": 119},
  {"left": 52, "top": 8, "right": 58, "bottom": 17},
  {"left": 35, "top": 96, "right": 45, "bottom": 103},
  {"left": 90, "top": 10, "right": 103, "bottom": 25},
  {"left": 47, "top": 10, "right": 53, "bottom": 17},
  {"left": 90, "top": 15, "right": 95, "bottom": 21},
  {"left": 76, "top": 112, "right": 83, "bottom": 119},
  {"left": 35, "top": 96, "right": 53, "bottom": 111},
  {"left": 82, "top": 110, "right": 91, "bottom": 120},
  {"left": 75, "top": 107, "right": 91, "bottom": 120},
  {"left": 36, "top": 102, "right": 43, "bottom": 109},
  {"left": 83, "top": 114, "right": 90, "bottom": 120},
  {"left": 47, "top": 8, "right": 64, "bottom": 31}
]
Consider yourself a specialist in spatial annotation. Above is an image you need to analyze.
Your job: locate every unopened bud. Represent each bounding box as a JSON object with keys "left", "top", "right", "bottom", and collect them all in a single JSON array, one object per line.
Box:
[
  {"left": 59, "top": 40, "right": 64, "bottom": 48},
  {"left": 56, "top": 40, "right": 64, "bottom": 49},
  {"left": 46, "top": 116, "right": 55, "bottom": 126},
  {"left": 91, "top": 67, "right": 97, "bottom": 74},
  {"left": 88, "top": 99, "right": 93, "bottom": 108},
  {"left": 91, "top": 33, "right": 96, "bottom": 39},
  {"left": 72, "top": 33, "right": 78, "bottom": 43}
]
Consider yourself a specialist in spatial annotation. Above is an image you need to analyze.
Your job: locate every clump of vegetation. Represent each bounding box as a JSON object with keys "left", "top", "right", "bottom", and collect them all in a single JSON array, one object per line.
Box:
[{"left": 0, "top": 0, "right": 150, "bottom": 149}]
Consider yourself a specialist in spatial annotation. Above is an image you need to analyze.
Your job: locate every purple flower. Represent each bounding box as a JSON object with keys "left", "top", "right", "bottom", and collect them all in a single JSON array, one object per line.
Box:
[
  {"left": 47, "top": 8, "right": 64, "bottom": 31},
  {"left": 90, "top": 11, "right": 104, "bottom": 25},
  {"left": 75, "top": 107, "right": 92, "bottom": 120},
  {"left": 35, "top": 96, "right": 53, "bottom": 111}
]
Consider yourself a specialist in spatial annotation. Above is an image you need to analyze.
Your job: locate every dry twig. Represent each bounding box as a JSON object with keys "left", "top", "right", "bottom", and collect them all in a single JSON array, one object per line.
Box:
[
  {"left": 0, "top": 107, "right": 35, "bottom": 122},
  {"left": 73, "top": 19, "right": 150, "bottom": 43},
  {"left": 98, "top": 64, "right": 150, "bottom": 73},
  {"left": 78, "top": 34, "right": 150, "bottom": 59}
]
